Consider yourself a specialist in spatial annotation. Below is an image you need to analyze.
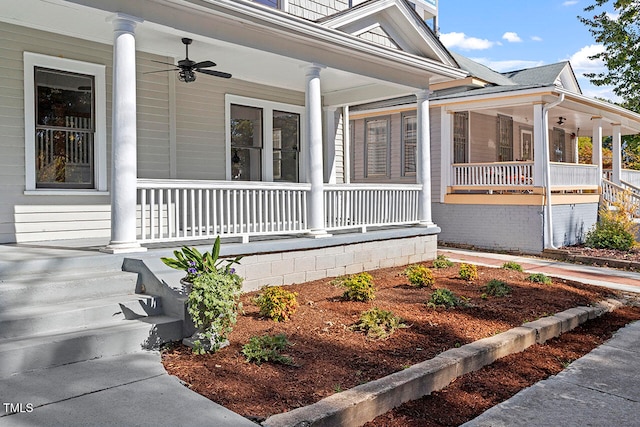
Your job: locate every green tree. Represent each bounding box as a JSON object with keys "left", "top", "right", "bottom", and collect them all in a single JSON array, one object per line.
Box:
[
  {"left": 579, "top": 0, "right": 640, "bottom": 112},
  {"left": 579, "top": 1, "right": 640, "bottom": 169}
]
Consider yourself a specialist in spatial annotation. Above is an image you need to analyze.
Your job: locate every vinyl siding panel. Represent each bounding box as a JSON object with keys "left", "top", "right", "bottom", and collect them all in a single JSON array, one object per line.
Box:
[
  {"left": 430, "top": 108, "right": 442, "bottom": 202},
  {"left": 288, "top": 0, "right": 350, "bottom": 20},
  {"left": 469, "top": 111, "right": 497, "bottom": 163}
]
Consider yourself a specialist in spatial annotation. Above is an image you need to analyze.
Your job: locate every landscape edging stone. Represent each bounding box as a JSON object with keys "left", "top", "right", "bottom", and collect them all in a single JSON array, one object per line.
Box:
[{"left": 261, "top": 298, "right": 622, "bottom": 427}]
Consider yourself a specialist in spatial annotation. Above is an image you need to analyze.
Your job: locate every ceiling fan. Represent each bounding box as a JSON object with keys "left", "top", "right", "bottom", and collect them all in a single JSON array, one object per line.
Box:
[{"left": 147, "top": 38, "right": 232, "bottom": 82}]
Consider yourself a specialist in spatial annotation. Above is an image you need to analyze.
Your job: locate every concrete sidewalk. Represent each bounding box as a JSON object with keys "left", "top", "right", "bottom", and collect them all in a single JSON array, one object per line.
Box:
[
  {"left": 0, "top": 352, "right": 257, "bottom": 427},
  {"left": 439, "top": 248, "right": 640, "bottom": 427}
]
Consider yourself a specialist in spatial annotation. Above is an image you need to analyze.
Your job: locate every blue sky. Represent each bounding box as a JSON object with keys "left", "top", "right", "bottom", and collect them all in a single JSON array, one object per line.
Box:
[{"left": 437, "top": 0, "right": 616, "bottom": 101}]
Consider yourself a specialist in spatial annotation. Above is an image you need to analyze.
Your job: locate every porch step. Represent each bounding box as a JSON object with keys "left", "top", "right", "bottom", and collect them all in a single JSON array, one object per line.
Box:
[
  {"left": 0, "top": 315, "right": 182, "bottom": 378},
  {"left": 0, "top": 294, "right": 163, "bottom": 340},
  {"left": 0, "top": 270, "right": 139, "bottom": 310}
]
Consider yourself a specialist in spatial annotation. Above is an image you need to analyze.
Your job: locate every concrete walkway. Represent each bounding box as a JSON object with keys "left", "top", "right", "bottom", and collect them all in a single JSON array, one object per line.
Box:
[
  {"left": 0, "top": 352, "right": 257, "bottom": 427},
  {"left": 1, "top": 246, "right": 639, "bottom": 426},
  {"left": 440, "top": 248, "right": 640, "bottom": 427}
]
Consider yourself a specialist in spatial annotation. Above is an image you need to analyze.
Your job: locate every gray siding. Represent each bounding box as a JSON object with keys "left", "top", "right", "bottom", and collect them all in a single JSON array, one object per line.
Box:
[
  {"left": 0, "top": 22, "right": 114, "bottom": 243},
  {"left": 287, "top": 0, "right": 350, "bottom": 20},
  {"left": 430, "top": 108, "right": 442, "bottom": 202},
  {"left": 358, "top": 26, "right": 400, "bottom": 50},
  {"left": 469, "top": 112, "right": 496, "bottom": 163},
  {"left": 434, "top": 203, "right": 545, "bottom": 254}
]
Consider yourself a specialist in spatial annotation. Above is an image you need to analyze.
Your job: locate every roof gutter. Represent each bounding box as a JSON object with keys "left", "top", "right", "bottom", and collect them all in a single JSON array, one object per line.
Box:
[{"left": 542, "top": 94, "right": 565, "bottom": 250}]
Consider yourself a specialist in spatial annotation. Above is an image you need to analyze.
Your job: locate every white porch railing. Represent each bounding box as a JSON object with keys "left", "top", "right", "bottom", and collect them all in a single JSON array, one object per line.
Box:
[
  {"left": 622, "top": 169, "right": 640, "bottom": 187},
  {"left": 137, "top": 179, "right": 310, "bottom": 242},
  {"left": 602, "top": 179, "right": 640, "bottom": 218},
  {"left": 451, "top": 162, "right": 534, "bottom": 187},
  {"left": 324, "top": 184, "right": 421, "bottom": 230},
  {"left": 550, "top": 163, "right": 599, "bottom": 187},
  {"left": 137, "top": 180, "right": 422, "bottom": 243}
]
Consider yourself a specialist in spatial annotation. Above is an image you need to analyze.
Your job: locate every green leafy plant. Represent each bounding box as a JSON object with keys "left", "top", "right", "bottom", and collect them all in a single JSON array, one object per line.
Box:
[
  {"left": 405, "top": 265, "right": 435, "bottom": 288},
  {"left": 432, "top": 254, "right": 454, "bottom": 269},
  {"left": 350, "top": 307, "right": 406, "bottom": 340},
  {"left": 585, "top": 191, "right": 639, "bottom": 251},
  {"left": 242, "top": 334, "right": 293, "bottom": 365},
  {"left": 501, "top": 261, "right": 523, "bottom": 272},
  {"left": 526, "top": 273, "right": 553, "bottom": 285},
  {"left": 187, "top": 271, "right": 243, "bottom": 354},
  {"left": 459, "top": 263, "right": 478, "bottom": 281},
  {"left": 335, "top": 272, "right": 376, "bottom": 302},
  {"left": 483, "top": 279, "right": 511, "bottom": 297},
  {"left": 254, "top": 286, "right": 299, "bottom": 322},
  {"left": 427, "top": 288, "right": 468, "bottom": 309},
  {"left": 161, "top": 236, "right": 242, "bottom": 282}
]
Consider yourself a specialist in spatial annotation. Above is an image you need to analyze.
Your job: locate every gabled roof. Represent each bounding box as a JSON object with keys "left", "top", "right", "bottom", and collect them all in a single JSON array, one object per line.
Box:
[
  {"left": 450, "top": 53, "right": 515, "bottom": 87},
  {"left": 502, "top": 62, "right": 582, "bottom": 93},
  {"left": 318, "top": 0, "right": 459, "bottom": 68}
]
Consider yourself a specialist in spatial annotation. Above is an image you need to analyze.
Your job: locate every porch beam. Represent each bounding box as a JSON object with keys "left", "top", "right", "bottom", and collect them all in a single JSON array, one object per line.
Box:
[
  {"left": 612, "top": 123, "right": 622, "bottom": 185},
  {"left": 306, "top": 64, "right": 329, "bottom": 237},
  {"left": 416, "top": 90, "right": 433, "bottom": 225},
  {"left": 103, "top": 14, "right": 146, "bottom": 254}
]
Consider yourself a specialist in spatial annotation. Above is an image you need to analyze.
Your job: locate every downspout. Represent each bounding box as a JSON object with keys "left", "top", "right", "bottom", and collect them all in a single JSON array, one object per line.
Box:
[{"left": 542, "top": 94, "right": 565, "bottom": 250}]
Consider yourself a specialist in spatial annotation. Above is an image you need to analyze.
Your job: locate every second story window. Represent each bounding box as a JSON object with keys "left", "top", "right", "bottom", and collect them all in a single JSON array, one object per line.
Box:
[{"left": 253, "top": 0, "right": 281, "bottom": 9}]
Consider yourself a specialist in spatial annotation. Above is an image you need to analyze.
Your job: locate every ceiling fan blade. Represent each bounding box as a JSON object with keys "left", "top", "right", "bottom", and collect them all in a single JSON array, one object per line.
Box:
[
  {"left": 197, "top": 69, "right": 232, "bottom": 79},
  {"left": 193, "top": 60, "right": 216, "bottom": 68},
  {"left": 151, "top": 59, "right": 178, "bottom": 67},
  {"left": 143, "top": 69, "right": 179, "bottom": 74}
]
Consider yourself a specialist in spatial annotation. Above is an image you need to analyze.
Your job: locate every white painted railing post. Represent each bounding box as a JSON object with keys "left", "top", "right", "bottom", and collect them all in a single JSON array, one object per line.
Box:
[
  {"left": 305, "top": 64, "right": 329, "bottom": 237},
  {"left": 103, "top": 14, "right": 146, "bottom": 254},
  {"left": 416, "top": 90, "right": 434, "bottom": 226},
  {"left": 612, "top": 123, "right": 622, "bottom": 185}
]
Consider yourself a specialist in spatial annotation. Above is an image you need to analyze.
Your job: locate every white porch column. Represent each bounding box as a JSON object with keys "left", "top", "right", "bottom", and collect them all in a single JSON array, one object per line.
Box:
[
  {"left": 343, "top": 105, "right": 351, "bottom": 184},
  {"left": 306, "top": 64, "right": 329, "bottom": 237},
  {"left": 612, "top": 123, "right": 622, "bottom": 185},
  {"left": 323, "top": 106, "right": 337, "bottom": 184},
  {"left": 439, "top": 108, "right": 452, "bottom": 203},
  {"left": 592, "top": 116, "right": 603, "bottom": 180},
  {"left": 104, "top": 14, "right": 146, "bottom": 253},
  {"left": 416, "top": 90, "right": 433, "bottom": 225},
  {"left": 532, "top": 103, "right": 545, "bottom": 186}
]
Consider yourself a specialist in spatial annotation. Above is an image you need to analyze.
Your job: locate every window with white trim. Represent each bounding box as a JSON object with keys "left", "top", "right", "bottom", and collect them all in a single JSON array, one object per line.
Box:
[
  {"left": 226, "top": 95, "right": 304, "bottom": 182},
  {"left": 24, "top": 53, "right": 107, "bottom": 192},
  {"left": 453, "top": 111, "right": 469, "bottom": 163},
  {"left": 365, "top": 117, "right": 390, "bottom": 177}
]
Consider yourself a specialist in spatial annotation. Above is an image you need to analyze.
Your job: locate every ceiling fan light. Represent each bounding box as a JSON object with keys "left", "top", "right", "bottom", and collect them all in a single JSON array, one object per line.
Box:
[{"left": 178, "top": 69, "right": 196, "bottom": 83}]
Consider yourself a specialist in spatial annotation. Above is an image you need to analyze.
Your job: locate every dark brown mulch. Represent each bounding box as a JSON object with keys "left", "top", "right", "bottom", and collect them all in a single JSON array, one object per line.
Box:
[{"left": 161, "top": 262, "right": 620, "bottom": 421}]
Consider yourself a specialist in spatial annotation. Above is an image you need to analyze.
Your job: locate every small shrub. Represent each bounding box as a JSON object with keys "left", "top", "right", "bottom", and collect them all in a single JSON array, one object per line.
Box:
[
  {"left": 187, "top": 271, "right": 243, "bottom": 354},
  {"left": 459, "top": 263, "right": 478, "bottom": 281},
  {"left": 336, "top": 272, "right": 376, "bottom": 302},
  {"left": 242, "top": 334, "right": 293, "bottom": 365},
  {"left": 254, "top": 286, "right": 299, "bottom": 322},
  {"left": 483, "top": 279, "right": 511, "bottom": 297},
  {"left": 405, "top": 265, "right": 435, "bottom": 288},
  {"left": 432, "top": 254, "right": 454, "bottom": 269},
  {"left": 526, "top": 273, "right": 552, "bottom": 285},
  {"left": 501, "top": 261, "right": 523, "bottom": 272},
  {"left": 350, "top": 307, "right": 406, "bottom": 340},
  {"left": 427, "top": 288, "right": 468, "bottom": 309},
  {"left": 585, "top": 190, "right": 639, "bottom": 251}
]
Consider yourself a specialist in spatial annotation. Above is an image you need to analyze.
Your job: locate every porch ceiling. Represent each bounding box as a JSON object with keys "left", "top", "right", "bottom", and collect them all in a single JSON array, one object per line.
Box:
[
  {"left": 0, "top": 0, "right": 466, "bottom": 106},
  {"left": 435, "top": 89, "right": 640, "bottom": 136}
]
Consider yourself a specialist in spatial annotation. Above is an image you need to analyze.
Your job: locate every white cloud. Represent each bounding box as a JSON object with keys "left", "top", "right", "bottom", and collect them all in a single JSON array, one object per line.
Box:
[
  {"left": 562, "top": 1, "right": 578, "bottom": 6},
  {"left": 502, "top": 32, "right": 522, "bottom": 43},
  {"left": 470, "top": 57, "right": 545, "bottom": 72},
  {"left": 568, "top": 44, "right": 606, "bottom": 75},
  {"left": 439, "top": 32, "right": 495, "bottom": 50},
  {"left": 531, "top": 36, "right": 543, "bottom": 42}
]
